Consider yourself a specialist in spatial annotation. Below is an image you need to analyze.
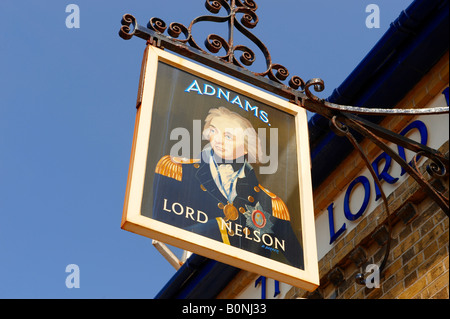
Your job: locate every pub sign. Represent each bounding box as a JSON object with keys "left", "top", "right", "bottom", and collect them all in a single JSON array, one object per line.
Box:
[{"left": 122, "top": 46, "right": 319, "bottom": 290}]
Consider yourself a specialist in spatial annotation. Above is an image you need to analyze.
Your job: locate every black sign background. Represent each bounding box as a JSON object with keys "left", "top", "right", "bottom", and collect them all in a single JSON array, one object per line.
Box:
[{"left": 139, "top": 61, "right": 304, "bottom": 269}]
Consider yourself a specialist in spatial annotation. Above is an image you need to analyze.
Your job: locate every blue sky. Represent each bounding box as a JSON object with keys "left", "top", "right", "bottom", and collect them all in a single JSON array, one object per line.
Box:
[{"left": 0, "top": 0, "right": 414, "bottom": 298}]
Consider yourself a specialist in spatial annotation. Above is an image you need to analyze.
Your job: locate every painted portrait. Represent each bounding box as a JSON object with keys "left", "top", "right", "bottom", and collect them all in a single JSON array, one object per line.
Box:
[{"left": 136, "top": 57, "right": 306, "bottom": 269}]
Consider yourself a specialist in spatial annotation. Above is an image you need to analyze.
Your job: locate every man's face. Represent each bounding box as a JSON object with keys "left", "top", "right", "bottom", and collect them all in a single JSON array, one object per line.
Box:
[{"left": 208, "top": 116, "right": 247, "bottom": 161}]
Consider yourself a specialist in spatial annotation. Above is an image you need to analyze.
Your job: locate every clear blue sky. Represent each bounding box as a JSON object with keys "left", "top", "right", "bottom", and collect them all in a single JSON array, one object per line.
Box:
[{"left": 0, "top": 0, "right": 414, "bottom": 298}]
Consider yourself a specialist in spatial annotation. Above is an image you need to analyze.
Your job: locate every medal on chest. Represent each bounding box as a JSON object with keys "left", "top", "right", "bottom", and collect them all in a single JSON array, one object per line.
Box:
[
  {"left": 243, "top": 202, "right": 274, "bottom": 235},
  {"left": 218, "top": 202, "right": 239, "bottom": 221}
]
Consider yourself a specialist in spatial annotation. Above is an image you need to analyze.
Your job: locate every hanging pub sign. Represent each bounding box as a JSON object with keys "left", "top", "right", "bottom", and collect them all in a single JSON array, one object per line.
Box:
[{"left": 122, "top": 45, "right": 319, "bottom": 291}]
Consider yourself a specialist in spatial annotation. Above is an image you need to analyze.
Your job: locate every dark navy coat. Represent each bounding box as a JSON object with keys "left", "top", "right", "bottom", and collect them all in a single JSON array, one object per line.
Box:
[{"left": 152, "top": 150, "right": 304, "bottom": 269}]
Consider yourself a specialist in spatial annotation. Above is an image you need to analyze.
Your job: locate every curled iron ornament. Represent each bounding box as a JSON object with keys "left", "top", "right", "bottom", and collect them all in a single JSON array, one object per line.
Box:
[
  {"left": 412, "top": 151, "right": 449, "bottom": 217},
  {"left": 305, "top": 78, "right": 326, "bottom": 102},
  {"left": 119, "top": 14, "right": 137, "bottom": 40},
  {"left": 424, "top": 156, "right": 448, "bottom": 178}
]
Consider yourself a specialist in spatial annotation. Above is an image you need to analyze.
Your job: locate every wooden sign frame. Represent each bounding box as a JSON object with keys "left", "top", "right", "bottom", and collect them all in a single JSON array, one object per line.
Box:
[{"left": 122, "top": 45, "right": 319, "bottom": 291}]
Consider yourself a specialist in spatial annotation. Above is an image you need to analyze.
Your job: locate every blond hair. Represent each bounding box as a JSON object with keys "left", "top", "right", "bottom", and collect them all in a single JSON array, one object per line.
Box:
[{"left": 202, "top": 107, "right": 262, "bottom": 164}]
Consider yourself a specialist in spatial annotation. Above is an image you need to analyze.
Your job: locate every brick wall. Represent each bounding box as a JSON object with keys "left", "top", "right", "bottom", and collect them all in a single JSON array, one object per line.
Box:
[{"left": 285, "top": 143, "right": 448, "bottom": 299}]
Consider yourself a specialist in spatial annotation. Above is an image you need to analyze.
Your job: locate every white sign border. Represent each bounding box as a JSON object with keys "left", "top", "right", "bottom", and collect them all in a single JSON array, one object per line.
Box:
[{"left": 122, "top": 45, "right": 319, "bottom": 291}]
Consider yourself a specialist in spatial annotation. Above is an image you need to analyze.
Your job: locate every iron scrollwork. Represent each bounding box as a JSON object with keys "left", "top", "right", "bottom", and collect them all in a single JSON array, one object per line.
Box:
[
  {"left": 119, "top": 1, "right": 448, "bottom": 116},
  {"left": 120, "top": 0, "right": 307, "bottom": 92}
]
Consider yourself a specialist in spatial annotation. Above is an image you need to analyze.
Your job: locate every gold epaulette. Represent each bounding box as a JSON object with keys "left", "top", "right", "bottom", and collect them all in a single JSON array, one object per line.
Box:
[
  {"left": 259, "top": 184, "right": 291, "bottom": 221},
  {"left": 155, "top": 156, "right": 200, "bottom": 181}
]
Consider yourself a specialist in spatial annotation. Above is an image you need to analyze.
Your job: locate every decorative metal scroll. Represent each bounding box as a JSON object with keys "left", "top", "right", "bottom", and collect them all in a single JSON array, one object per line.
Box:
[
  {"left": 119, "top": 0, "right": 449, "bottom": 284},
  {"left": 118, "top": 1, "right": 448, "bottom": 116},
  {"left": 120, "top": 0, "right": 307, "bottom": 92}
]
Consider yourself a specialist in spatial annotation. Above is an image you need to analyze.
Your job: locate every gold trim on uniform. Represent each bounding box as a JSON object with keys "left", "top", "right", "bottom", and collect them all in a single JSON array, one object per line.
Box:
[
  {"left": 154, "top": 156, "right": 200, "bottom": 181},
  {"left": 258, "top": 184, "right": 276, "bottom": 199},
  {"left": 216, "top": 218, "right": 230, "bottom": 245},
  {"left": 155, "top": 155, "right": 182, "bottom": 181},
  {"left": 259, "top": 184, "right": 291, "bottom": 221}
]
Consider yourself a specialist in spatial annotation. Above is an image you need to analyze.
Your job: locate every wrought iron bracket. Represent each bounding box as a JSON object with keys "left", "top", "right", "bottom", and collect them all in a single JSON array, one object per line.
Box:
[
  {"left": 118, "top": 3, "right": 449, "bottom": 115},
  {"left": 119, "top": 0, "right": 450, "bottom": 282}
]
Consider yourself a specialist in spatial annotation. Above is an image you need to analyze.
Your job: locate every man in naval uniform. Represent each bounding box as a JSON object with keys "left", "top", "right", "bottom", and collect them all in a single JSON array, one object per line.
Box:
[{"left": 152, "top": 107, "right": 304, "bottom": 269}]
